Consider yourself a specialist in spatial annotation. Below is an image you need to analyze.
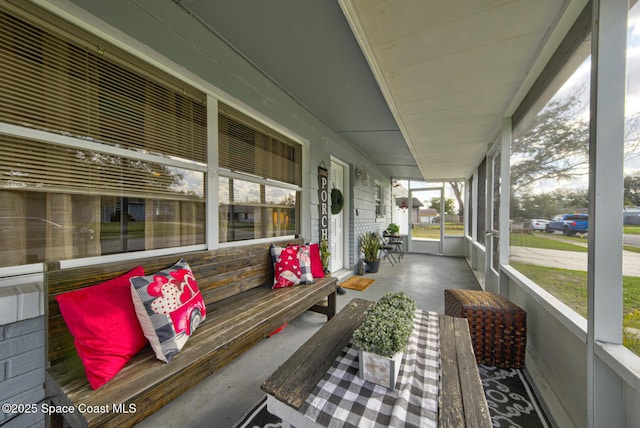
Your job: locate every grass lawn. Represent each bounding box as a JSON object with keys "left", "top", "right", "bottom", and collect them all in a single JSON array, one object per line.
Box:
[
  {"left": 100, "top": 221, "right": 145, "bottom": 238},
  {"left": 510, "top": 233, "right": 588, "bottom": 252},
  {"left": 625, "top": 225, "right": 640, "bottom": 235},
  {"left": 510, "top": 261, "right": 640, "bottom": 354},
  {"left": 625, "top": 246, "right": 640, "bottom": 254},
  {"left": 412, "top": 225, "right": 439, "bottom": 239},
  {"left": 411, "top": 223, "right": 464, "bottom": 239},
  {"left": 512, "top": 231, "right": 640, "bottom": 254},
  {"left": 510, "top": 262, "right": 640, "bottom": 316},
  {"left": 510, "top": 262, "right": 589, "bottom": 317}
]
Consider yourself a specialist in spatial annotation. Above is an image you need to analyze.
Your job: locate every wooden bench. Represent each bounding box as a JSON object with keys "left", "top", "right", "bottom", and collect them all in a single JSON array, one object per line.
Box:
[
  {"left": 262, "top": 298, "right": 491, "bottom": 427},
  {"left": 45, "top": 239, "right": 337, "bottom": 427},
  {"left": 438, "top": 315, "right": 492, "bottom": 428}
]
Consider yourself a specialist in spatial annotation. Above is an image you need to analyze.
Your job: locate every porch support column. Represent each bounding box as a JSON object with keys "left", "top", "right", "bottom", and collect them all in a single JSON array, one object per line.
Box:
[
  {"left": 470, "top": 166, "right": 479, "bottom": 270},
  {"left": 587, "top": 1, "right": 627, "bottom": 427},
  {"left": 498, "top": 118, "right": 511, "bottom": 296},
  {"left": 207, "top": 94, "right": 219, "bottom": 248}
]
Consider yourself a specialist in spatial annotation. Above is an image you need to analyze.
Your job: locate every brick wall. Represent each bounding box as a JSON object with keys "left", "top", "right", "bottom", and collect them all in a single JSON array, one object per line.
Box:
[{"left": 0, "top": 316, "right": 45, "bottom": 428}]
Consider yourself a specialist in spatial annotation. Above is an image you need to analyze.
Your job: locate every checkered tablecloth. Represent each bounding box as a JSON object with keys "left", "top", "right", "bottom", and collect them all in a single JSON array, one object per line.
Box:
[{"left": 301, "top": 310, "right": 440, "bottom": 428}]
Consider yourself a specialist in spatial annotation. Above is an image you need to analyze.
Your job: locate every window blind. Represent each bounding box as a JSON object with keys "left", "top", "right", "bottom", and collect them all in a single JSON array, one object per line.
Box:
[
  {"left": 0, "top": 8, "right": 207, "bottom": 165},
  {"left": 219, "top": 105, "right": 301, "bottom": 186},
  {"left": 0, "top": 134, "right": 204, "bottom": 201}
]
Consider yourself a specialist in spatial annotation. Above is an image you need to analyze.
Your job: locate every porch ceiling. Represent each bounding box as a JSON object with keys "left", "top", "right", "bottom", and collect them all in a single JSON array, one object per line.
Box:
[{"left": 176, "top": 0, "right": 570, "bottom": 181}]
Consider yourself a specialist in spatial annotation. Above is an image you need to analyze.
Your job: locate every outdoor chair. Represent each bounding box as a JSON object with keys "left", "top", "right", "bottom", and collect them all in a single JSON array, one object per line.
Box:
[
  {"left": 376, "top": 233, "right": 398, "bottom": 266},
  {"left": 383, "top": 231, "right": 404, "bottom": 260}
]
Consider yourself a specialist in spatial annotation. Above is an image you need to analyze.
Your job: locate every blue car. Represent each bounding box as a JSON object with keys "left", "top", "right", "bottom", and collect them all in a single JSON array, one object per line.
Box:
[{"left": 545, "top": 214, "right": 588, "bottom": 236}]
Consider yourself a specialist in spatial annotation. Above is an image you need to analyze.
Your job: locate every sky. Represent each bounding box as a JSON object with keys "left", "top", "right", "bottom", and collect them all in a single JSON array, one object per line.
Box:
[{"left": 515, "top": 2, "right": 640, "bottom": 196}]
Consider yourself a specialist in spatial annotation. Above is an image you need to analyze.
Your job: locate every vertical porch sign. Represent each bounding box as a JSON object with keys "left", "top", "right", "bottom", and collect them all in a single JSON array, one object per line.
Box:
[{"left": 318, "top": 165, "right": 329, "bottom": 241}]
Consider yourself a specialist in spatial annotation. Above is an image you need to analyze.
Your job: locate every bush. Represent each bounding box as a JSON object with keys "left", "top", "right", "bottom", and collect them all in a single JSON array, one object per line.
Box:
[{"left": 352, "top": 292, "right": 416, "bottom": 357}]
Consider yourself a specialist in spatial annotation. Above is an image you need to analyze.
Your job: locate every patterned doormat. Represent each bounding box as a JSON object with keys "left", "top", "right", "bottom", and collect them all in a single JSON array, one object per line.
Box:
[
  {"left": 339, "top": 276, "right": 375, "bottom": 291},
  {"left": 231, "top": 397, "right": 281, "bottom": 428},
  {"left": 235, "top": 365, "right": 553, "bottom": 428},
  {"left": 478, "top": 365, "right": 554, "bottom": 427}
]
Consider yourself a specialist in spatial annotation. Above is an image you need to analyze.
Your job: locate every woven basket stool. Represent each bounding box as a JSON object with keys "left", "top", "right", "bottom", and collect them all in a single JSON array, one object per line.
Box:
[{"left": 444, "top": 289, "right": 527, "bottom": 368}]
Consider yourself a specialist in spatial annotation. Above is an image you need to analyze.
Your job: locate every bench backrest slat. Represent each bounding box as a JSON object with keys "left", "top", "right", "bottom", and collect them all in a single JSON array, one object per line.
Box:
[{"left": 46, "top": 238, "right": 302, "bottom": 367}]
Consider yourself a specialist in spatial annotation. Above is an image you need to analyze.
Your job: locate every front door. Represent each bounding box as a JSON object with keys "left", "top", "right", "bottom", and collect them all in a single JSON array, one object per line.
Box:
[{"left": 330, "top": 160, "right": 344, "bottom": 272}]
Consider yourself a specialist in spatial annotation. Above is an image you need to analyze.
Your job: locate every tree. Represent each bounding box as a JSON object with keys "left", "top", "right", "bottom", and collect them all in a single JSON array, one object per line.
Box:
[
  {"left": 511, "top": 91, "right": 589, "bottom": 194},
  {"left": 511, "top": 85, "right": 640, "bottom": 196},
  {"left": 625, "top": 173, "right": 640, "bottom": 206},
  {"left": 448, "top": 182, "right": 464, "bottom": 216},
  {"left": 510, "top": 189, "right": 588, "bottom": 220},
  {"left": 429, "top": 197, "right": 455, "bottom": 215}
]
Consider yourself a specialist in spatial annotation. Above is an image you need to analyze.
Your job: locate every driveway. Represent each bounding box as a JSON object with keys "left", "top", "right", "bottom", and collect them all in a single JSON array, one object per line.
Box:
[
  {"left": 625, "top": 233, "right": 640, "bottom": 248},
  {"left": 509, "top": 246, "right": 640, "bottom": 277}
]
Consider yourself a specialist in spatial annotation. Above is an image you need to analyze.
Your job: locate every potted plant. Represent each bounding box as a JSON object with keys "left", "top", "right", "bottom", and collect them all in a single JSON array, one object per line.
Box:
[
  {"left": 319, "top": 239, "right": 331, "bottom": 275},
  {"left": 360, "top": 233, "right": 381, "bottom": 273},
  {"left": 386, "top": 223, "right": 400, "bottom": 235},
  {"left": 352, "top": 292, "right": 417, "bottom": 389}
]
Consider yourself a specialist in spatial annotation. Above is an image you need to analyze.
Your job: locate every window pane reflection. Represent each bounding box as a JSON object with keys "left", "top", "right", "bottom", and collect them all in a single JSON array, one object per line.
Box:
[
  {"left": 0, "top": 190, "right": 205, "bottom": 267},
  {"left": 218, "top": 177, "right": 298, "bottom": 243}
]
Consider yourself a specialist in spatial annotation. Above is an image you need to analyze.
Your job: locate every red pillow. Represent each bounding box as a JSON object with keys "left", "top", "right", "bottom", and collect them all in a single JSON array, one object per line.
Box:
[
  {"left": 56, "top": 266, "right": 148, "bottom": 390},
  {"left": 308, "top": 243, "right": 325, "bottom": 278}
]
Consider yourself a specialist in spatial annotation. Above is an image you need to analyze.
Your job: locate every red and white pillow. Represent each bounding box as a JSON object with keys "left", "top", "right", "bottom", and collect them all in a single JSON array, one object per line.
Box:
[
  {"left": 130, "top": 259, "right": 206, "bottom": 363},
  {"left": 270, "top": 244, "right": 315, "bottom": 288}
]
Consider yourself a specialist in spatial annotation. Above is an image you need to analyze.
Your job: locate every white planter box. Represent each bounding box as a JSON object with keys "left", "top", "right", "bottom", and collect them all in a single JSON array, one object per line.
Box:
[{"left": 358, "top": 349, "right": 404, "bottom": 390}]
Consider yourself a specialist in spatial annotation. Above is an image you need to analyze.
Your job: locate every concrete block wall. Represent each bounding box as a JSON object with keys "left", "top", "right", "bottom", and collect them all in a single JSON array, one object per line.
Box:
[{"left": 0, "top": 316, "right": 45, "bottom": 428}]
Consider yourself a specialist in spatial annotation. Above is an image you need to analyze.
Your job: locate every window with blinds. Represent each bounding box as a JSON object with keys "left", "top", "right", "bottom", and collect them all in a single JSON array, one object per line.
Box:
[
  {"left": 0, "top": 135, "right": 204, "bottom": 201},
  {"left": 219, "top": 105, "right": 301, "bottom": 186},
  {"left": 0, "top": 8, "right": 207, "bottom": 164},
  {"left": 0, "top": 4, "right": 206, "bottom": 268},
  {"left": 218, "top": 105, "right": 301, "bottom": 243}
]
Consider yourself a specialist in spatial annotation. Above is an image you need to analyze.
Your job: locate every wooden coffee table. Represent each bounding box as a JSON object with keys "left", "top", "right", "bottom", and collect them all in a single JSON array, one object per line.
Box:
[{"left": 261, "top": 298, "right": 491, "bottom": 427}]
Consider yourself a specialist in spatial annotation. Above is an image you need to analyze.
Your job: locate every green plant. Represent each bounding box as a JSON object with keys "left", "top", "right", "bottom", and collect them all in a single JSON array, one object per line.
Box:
[
  {"left": 353, "top": 292, "right": 417, "bottom": 357},
  {"left": 386, "top": 223, "right": 400, "bottom": 234},
  {"left": 623, "top": 310, "right": 640, "bottom": 356},
  {"left": 319, "top": 239, "right": 331, "bottom": 271},
  {"left": 360, "top": 233, "right": 381, "bottom": 262}
]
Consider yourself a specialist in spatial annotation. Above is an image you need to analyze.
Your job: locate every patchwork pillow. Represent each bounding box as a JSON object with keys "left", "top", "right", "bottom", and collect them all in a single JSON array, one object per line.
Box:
[
  {"left": 271, "top": 245, "right": 301, "bottom": 288},
  {"left": 288, "top": 244, "right": 314, "bottom": 284},
  {"left": 56, "top": 266, "right": 148, "bottom": 390},
  {"left": 308, "top": 242, "right": 325, "bottom": 278},
  {"left": 130, "top": 259, "right": 206, "bottom": 363}
]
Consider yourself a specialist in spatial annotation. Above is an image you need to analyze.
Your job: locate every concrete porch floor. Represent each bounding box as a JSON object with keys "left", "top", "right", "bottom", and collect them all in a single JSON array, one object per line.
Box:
[{"left": 137, "top": 253, "right": 483, "bottom": 428}]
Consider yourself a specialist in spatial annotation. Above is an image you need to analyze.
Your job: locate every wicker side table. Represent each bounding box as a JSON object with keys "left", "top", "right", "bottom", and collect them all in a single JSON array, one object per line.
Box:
[{"left": 444, "top": 289, "right": 527, "bottom": 368}]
